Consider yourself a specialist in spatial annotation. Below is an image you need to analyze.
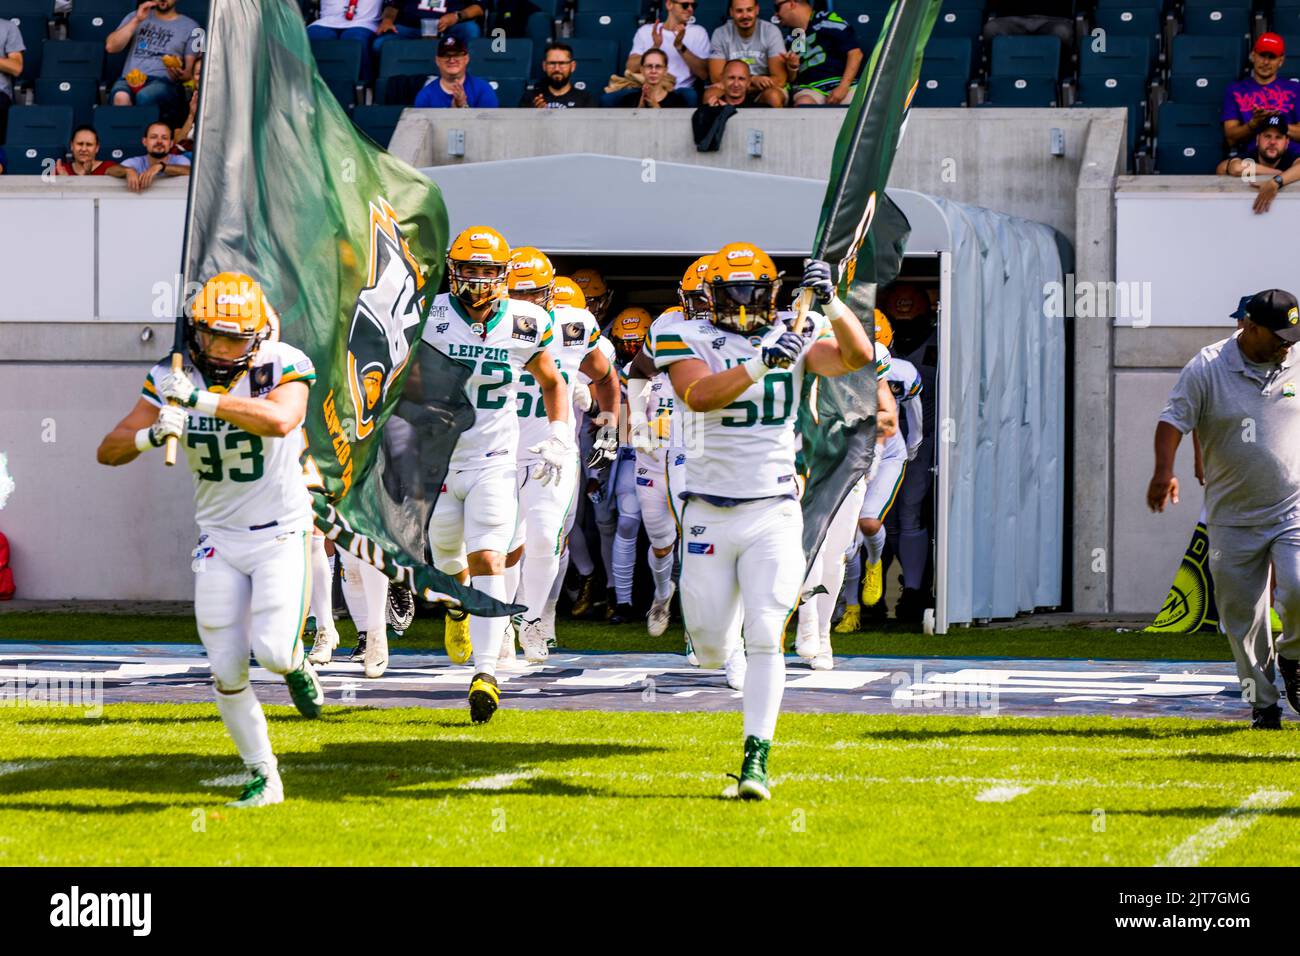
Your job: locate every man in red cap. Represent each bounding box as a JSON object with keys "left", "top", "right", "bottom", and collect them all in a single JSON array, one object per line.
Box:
[{"left": 1223, "top": 33, "right": 1300, "bottom": 148}]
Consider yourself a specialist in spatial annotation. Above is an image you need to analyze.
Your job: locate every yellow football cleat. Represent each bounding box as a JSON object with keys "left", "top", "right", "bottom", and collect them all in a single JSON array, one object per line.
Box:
[
  {"left": 444, "top": 612, "right": 472, "bottom": 665},
  {"left": 862, "top": 560, "right": 884, "bottom": 607},
  {"left": 834, "top": 604, "right": 860, "bottom": 634}
]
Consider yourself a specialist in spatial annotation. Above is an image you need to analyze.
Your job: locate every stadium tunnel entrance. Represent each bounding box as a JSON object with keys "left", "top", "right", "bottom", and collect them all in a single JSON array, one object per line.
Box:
[{"left": 421, "top": 157, "right": 1069, "bottom": 632}]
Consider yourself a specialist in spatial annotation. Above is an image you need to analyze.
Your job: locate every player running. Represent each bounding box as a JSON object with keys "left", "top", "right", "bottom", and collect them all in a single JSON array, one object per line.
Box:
[
  {"left": 503, "top": 250, "right": 619, "bottom": 661},
  {"left": 421, "top": 227, "right": 571, "bottom": 723},
  {"left": 652, "top": 247, "right": 875, "bottom": 800},
  {"left": 96, "top": 273, "right": 323, "bottom": 808}
]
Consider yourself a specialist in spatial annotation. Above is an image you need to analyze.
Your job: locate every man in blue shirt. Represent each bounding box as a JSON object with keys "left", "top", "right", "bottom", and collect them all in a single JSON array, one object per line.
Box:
[{"left": 413, "top": 35, "right": 499, "bottom": 108}]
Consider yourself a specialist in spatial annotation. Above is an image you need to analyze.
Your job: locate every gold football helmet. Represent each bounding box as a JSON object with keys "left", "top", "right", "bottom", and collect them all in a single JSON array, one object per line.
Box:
[
  {"left": 571, "top": 267, "right": 612, "bottom": 322},
  {"left": 874, "top": 309, "right": 893, "bottom": 348},
  {"left": 611, "top": 306, "right": 654, "bottom": 362},
  {"left": 677, "top": 255, "right": 712, "bottom": 321},
  {"left": 187, "top": 271, "right": 277, "bottom": 387},
  {"left": 447, "top": 226, "right": 510, "bottom": 309},
  {"left": 507, "top": 246, "right": 555, "bottom": 311},
  {"left": 551, "top": 276, "right": 587, "bottom": 310},
  {"left": 703, "top": 242, "right": 781, "bottom": 334}
]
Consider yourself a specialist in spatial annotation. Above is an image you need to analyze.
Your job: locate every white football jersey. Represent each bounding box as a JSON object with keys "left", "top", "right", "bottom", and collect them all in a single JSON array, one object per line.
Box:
[
  {"left": 651, "top": 311, "right": 830, "bottom": 500},
  {"left": 516, "top": 303, "right": 598, "bottom": 463},
  {"left": 884, "top": 353, "right": 923, "bottom": 453},
  {"left": 141, "top": 340, "right": 315, "bottom": 532},
  {"left": 421, "top": 293, "right": 552, "bottom": 472}
]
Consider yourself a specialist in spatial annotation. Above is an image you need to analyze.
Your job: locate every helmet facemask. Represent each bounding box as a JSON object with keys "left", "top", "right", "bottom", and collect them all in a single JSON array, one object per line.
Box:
[
  {"left": 706, "top": 278, "right": 780, "bottom": 334},
  {"left": 448, "top": 258, "right": 508, "bottom": 310},
  {"left": 678, "top": 285, "right": 711, "bottom": 321},
  {"left": 511, "top": 283, "right": 553, "bottom": 312},
  {"left": 188, "top": 322, "right": 266, "bottom": 388}
]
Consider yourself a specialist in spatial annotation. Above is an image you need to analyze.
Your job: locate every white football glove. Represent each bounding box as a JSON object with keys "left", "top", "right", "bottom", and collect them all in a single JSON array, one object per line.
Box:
[
  {"left": 159, "top": 370, "right": 219, "bottom": 415},
  {"left": 528, "top": 429, "right": 576, "bottom": 487},
  {"left": 148, "top": 405, "right": 187, "bottom": 448},
  {"left": 571, "top": 382, "right": 593, "bottom": 413}
]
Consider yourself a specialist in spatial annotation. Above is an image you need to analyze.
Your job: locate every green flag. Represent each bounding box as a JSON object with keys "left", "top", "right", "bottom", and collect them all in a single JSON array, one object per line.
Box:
[
  {"left": 183, "top": 0, "right": 517, "bottom": 615},
  {"left": 798, "top": 0, "right": 940, "bottom": 566}
]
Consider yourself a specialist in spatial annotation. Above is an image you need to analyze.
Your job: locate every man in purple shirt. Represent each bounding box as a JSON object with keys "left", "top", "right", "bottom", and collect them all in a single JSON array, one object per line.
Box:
[{"left": 1223, "top": 33, "right": 1300, "bottom": 149}]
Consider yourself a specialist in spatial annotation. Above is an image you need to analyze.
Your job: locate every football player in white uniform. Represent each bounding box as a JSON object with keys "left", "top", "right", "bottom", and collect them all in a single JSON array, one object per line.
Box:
[
  {"left": 421, "top": 227, "right": 571, "bottom": 723},
  {"left": 503, "top": 250, "right": 619, "bottom": 662},
  {"left": 652, "top": 247, "right": 876, "bottom": 800},
  {"left": 97, "top": 273, "right": 323, "bottom": 808}
]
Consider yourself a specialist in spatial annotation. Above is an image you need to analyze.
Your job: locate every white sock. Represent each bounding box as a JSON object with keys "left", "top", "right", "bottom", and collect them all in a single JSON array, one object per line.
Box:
[
  {"left": 842, "top": 545, "right": 863, "bottom": 606},
  {"left": 214, "top": 685, "right": 276, "bottom": 772},
  {"left": 648, "top": 547, "right": 674, "bottom": 600},
  {"left": 864, "top": 527, "right": 887, "bottom": 565},
  {"left": 613, "top": 516, "right": 639, "bottom": 605},
  {"left": 309, "top": 536, "right": 334, "bottom": 633},
  {"left": 360, "top": 559, "right": 389, "bottom": 632},
  {"left": 504, "top": 560, "right": 522, "bottom": 605},
  {"left": 520, "top": 549, "right": 560, "bottom": 623},
  {"left": 742, "top": 649, "right": 785, "bottom": 740},
  {"left": 338, "top": 551, "right": 370, "bottom": 632},
  {"left": 899, "top": 528, "right": 927, "bottom": 589},
  {"left": 470, "top": 574, "right": 508, "bottom": 675},
  {"left": 796, "top": 601, "right": 819, "bottom": 649},
  {"left": 549, "top": 550, "right": 570, "bottom": 604}
]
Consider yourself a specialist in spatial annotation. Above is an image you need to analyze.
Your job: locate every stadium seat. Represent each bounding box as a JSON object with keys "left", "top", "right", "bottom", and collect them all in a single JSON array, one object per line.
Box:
[
  {"left": 917, "top": 36, "right": 974, "bottom": 105},
  {"left": 525, "top": 11, "right": 554, "bottom": 54},
  {"left": 1095, "top": 0, "right": 1166, "bottom": 9},
  {"left": 351, "top": 103, "right": 405, "bottom": 148},
  {"left": 33, "top": 77, "right": 99, "bottom": 127},
  {"left": 1078, "top": 34, "right": 1155, "bottom": 78},
  {"left": 1271, "top": 6, "right": 1300, "bottom": 35},
  {"left": 1168, "top": 71, "right": 1235, "bottom": 104},
  {"left": 830, "top": 0, "right": 893, "bottom": 39},
  {"left": 1073, "top": 74, "right": 1145, "bottom": 158},
  {"left": 1280, "top": 36, "right": 1300, "bottom": 81},
  {"left": 565, "top": 37, "right": 619, "bottom": 94},
  {"left": 3, "top": 143, "right": 64, "bottom": 173},
  {"left": 7, "top": 16, "right": 47, "bottom": 86},
  {"left": 914, "top": 75, "right": 971, "bottom": 106},
  {"left": 1169, "top": 34, "right": 1245, "bottom": 79},
  {"left": 376, "top": 37, "right": 439, "bottom": 89},
  {"left": 990, "top": 35, "right": 1063, "bottom": 79},
  {"left": 1091, "top": 6, "right": 1162, "bottom": 38},
  {"left": 576, "top": 0, "right": 644, "bottom": 15},
  {"left": 688, "top": 0, "right": 728, "bottom": 31},
  {"left": 572, "top": 11, "right": 637, "bottom": 63},
  {"left": 38, "top": 40, "right": 105, "bottom": 81},
  {"left": 93, "top": 103, "right": 160, "bottom": 161},
  {"left": 321, "top": 75, "right": 358, "bottom": 109},
  {"left": 855, "top": 21, "right": 881, "bottom": 54},
  {"left": 66, "top": 12, "right": 120, "bottom": 44},
  {"left": 985, "top": 74, "right": 1059, "bottom": 105},
  {"left": 311, "top": 38, "right": 364, "bottom": 106},
  {"left": 483, "top": 74, "right": 527, "bottom": 106},
  {"left": 1156, "top": 101, "right": 1224, "bottom": 172},
  {"left": 175, "top": 0, "right": 209, "bottom": 26},
  {"left": 1179, "top": 5, "right": 1250, "bottom": 38},
  {"left": 66, "top": 0, "right": 135, "bottom": 16},
  {"left": 6, "top": 103, "right": 71, "bottom": 145},
  {"left": 930, "top": 3, "right": 984, "bottom": 39},
  {"left": 468, "top": 37, "right": 535, "bottom": 82},
  {"left": 1183, "top": 0, "right": 1250, "bottom": 9},
  {"left": 0, "top": 0, "right": 51, "bottom": 16}
]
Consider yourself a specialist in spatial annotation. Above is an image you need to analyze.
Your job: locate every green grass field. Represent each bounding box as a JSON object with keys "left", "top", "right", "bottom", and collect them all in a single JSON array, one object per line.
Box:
[{"left": 0, "top": 705, "right": 1294, "bottom": 866}]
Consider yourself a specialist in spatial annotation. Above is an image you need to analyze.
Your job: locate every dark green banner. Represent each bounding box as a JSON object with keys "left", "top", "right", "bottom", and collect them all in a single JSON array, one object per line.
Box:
[
  {"left": 183, "top": 0, "right": 516, "bottom": 615},
  {"left": 799, "top": 0, "right": 940, "bottom": 567}
]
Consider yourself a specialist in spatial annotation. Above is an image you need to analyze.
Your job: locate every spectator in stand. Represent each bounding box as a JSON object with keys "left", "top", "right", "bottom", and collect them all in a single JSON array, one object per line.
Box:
[
  {"left": 105, "top": 120, "right": 191, "bottom": 192},
  {"left": 55, "top": 126, "right": 119, "bottom": 176},
  {"left": 611, "top": 47, "right": 690, "bottom": 108},
  {"left": 374, "top": 0, "right": 486, "bottom": 55},
  {"left": 308, "top": 0, "right": 385, "bottom": 80},
  {"left": 171, "top": 59, "right": 200, "bottom": 158},
  {"left": 1223, "top": 34, "right": 1300, "bottom": 150},
  {"left": 0, "top": 17, "right": 24, "bottom": 145},
  {"left": 602, "top": 0, "right": 709, "bottom": 108},
  {"left": 775, "top": 0, "right": 861, "bottom": 106},
  {"left": 1218, "top": 115, "right": 1300, "bottom": 214},
  {"left": 413, "top": 35, "right": 498, "bottom": 107},
  {"left": 710, "top": 57, "right": 764, "bottom": 106},
  {"left": 521, "top": 42, "right": 595, "bottom": 108},
  {"left": 106, "top": 0, "right": 200, "bottom": 122},
  {"left": 704, "top": 0, "right": 788, "bottom": 108},
  {"left": 981, "top": 0, "right": 1074, "bottom": 50}
]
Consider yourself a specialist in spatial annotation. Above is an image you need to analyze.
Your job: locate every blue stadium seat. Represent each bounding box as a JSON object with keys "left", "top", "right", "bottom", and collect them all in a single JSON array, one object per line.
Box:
[
  {"left": 1156, "top": 101, "right": 1224, "bottom": 172},
  {"left": 565, "top": 37, "right": 619, "bottom": 94},
  {"left": 990, "top": 35, "right": 1063, "bottom": 79},
  {"left": 175, "top": 0, "right": 209, "bottom": 26},
  {"left": 526, "top": 11, "right": 554, "bottom": 56},
  {"left": 4, "top": 143, "right": 64, "bottom": 173},
  {"left": 577, "top": 0, "right": 644, "bottom": 15},
  {"left": 468, "top": 36, "right": 535, "bottom": 82},
  {"left": 38, "top": 40, "right": 105, "bottom": 81},
  {"left": 688, "top": 0, "right": 728, "bottom": 31},
  {"left": 830, "top": 0, "right": 893, "bottom": 39},
  {"left": 854, "top": 20, "right": 881, "bottom": 54},
  {"left": 34, "top": 77, "right": 99, "bottom": 127},
  {"left": 93, "top": 103, "right": 160, "bottom": 161},
  {"left": 351, "top": 104, "right": 406, "bottom": 148},
  {"left": 1271, "top": 7, "right": 1300, "bottom": 35},
  {"left": 918, "top": 35, "right": 973, "bottom": 104},
  {"left": 1169, "top": 34, "right": 1245, "bottom": 79},
  {"left": 482, "top": 73, "right": 527, "bottom": 106},
  {"left": 6, "top": 103, "right": 71, "bottom": 144},
  {"left": 1091, "top": 7, "right": 1162, "bottom": 42},
  {"left": 1095, "top": 0, "right": 1166, "bottom": 9},
  {"left": 321, "top": 75, "right": 358, "bottom": 109},
  {"left": 914, "top": 74, "right": 971, "bottom": 106},
  {"left": 7, "top": 16, "right": 48, "bottom": 85},
  {"left": 376, "top": 37, "right": 439, "bottom": 87},
  {"left": 311, "top": 37, "right": 364, "bottom": 83},
  {"left": 571, "top": 11, "right": 637, "bottom": 63},
  {"left": 66, "top": 12, "right": 120, "bottom": 43},
  {"left": 1281, "top": 36, "right": 1300, "bottom": 81},
  {"left": 985, "top": 74, "right": 1059, "bottom": 105},
  {"left": 1078, "top": 34, "right": 1155, "bottom": 78},
  {"left": 1168, "top": 71, "right": 1235, "bottom": 103},
  {"left": 0, "top": 0, "right": 51, "bottom": 15},
  {"left": 1180, "top": 5, "right": 1250, "bottom": 38},
  {"left": 1073, "top": 74, "right": 1145, "bottom": 157},
  {"left": 1183, "top": 0, "right": 1250, "bottom": 8},
  {"left": 930, "top": 3, "right": 984, "bottom": 39},
  {"left": 66, "top": 0, "right": 135, "bottom": 17}
]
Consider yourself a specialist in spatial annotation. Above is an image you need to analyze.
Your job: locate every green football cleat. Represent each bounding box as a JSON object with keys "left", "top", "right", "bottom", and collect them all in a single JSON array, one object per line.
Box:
[
  {"left": 468, "top": 672, "right": 500, "bottom": 724},
  {"left": 227, "top": 767, "right": 284, "bottom": 808},
  {"left": 737, "top": 735, "right": 772, "bottom": 801},
  {"left": 285, "top": 660, "right": 325, "bottom": 719}
]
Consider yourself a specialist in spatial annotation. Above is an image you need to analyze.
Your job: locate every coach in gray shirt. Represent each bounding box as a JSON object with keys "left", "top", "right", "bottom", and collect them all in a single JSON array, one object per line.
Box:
[{"left": 1149, "top": 289, "right": 1300, "bottom": 729}]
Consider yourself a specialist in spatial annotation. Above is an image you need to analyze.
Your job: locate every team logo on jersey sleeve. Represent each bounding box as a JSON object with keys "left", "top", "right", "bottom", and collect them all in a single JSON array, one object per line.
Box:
[
  {"left": 436, "top": 322, "right": 449, "bottom": 333},
  {"left": 250, "top": 363, "right": 274, "bottom": 395},
  {"left": 512, "top": 312, "right": 539, "bottom": 344},
  {"left": 712, "top": 337, "right": 727, "bottom": 350},
  {"left": 346, "top": 198, "right": 427, "bottom": 442},
  {"left": 562, "top": 321, "right": 586, "bottom": 347}
]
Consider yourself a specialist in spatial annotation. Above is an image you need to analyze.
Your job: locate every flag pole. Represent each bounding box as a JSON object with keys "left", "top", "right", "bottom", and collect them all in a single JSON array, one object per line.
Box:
[{"left": 164, "top": 0, "right": 221, "bottom": 466}]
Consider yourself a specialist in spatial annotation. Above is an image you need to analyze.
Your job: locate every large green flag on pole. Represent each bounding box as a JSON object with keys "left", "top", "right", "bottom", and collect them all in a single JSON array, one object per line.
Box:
[
  {"left": 798, "top": 0, "right": 941, "bottom": 566},
  {"left": 180, "top": 0, "right": 517, "bottom": 615}
]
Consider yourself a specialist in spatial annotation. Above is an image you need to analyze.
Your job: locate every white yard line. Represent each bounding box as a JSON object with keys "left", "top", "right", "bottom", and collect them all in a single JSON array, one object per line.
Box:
[
  {"left": 1157, "top": 788, "right": 1293, "bottom": 867},
  {"left": 975, "top": 785, "right": 1033, "bottom": 803},
  {"left": 459, "top": 770, "right": 539, "bottom": 791},
  {"left": 0, "top": 762, "right": 39, "bottom": 778}
]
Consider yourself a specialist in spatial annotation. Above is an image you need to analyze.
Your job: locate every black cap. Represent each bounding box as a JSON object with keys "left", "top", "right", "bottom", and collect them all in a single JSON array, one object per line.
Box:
[
  {"left": 1230, "top": 294, "right": 1253, "bottom": 320},
  {"left": 437, "top": 34, "right": 467, "bottom": 56},
  {"left": 1244, "top": 288, "right": 1300, "bottom": 342},
  {"left": 1262, "top": 114, "right": 1287, "bottom": 131}
]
